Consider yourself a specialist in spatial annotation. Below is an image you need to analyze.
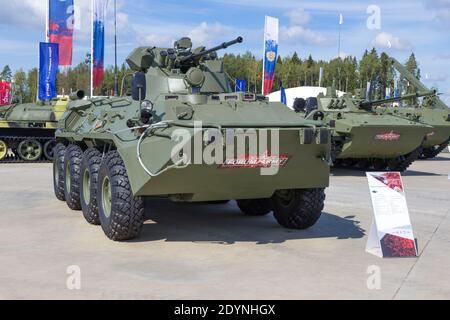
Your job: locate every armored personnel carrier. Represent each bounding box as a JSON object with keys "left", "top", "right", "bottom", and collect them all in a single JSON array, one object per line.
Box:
[
  {"left": 373, "top": 57, "right": 450, "bottom": 159},
  {"left": 293, "top": 88, "right": 433, "bottom": 171},
  {"left": 53, "top": 36, "right": 332, "bottom": 241},
  {"left": 0, "top": 98, "right": 68, "bottom": 163}
]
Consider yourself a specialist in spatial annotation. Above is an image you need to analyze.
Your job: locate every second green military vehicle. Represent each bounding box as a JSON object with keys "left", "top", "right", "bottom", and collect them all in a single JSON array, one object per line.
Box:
[
  {"left": 373, "top": 57, "right": 450, "bottom": 159},
  {"left": 293, "top": 88, "right": 433, "bottom": 171},
  {"left": 53, "top": 36, "right": 331, "bottom": 241},
  {"left": 0, "top": 98, "right": 68, "bottom": 163}
]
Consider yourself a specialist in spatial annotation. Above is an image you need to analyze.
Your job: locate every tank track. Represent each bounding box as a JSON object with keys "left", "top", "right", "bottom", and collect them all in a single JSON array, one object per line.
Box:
[
  {"left": 385, "top": 146, "right": 422, "bottom": 172},
  {"left": 420, "top": 137, "right": 450, "bottom": 159},
  {"left": 0, "top": 136, "right": 55, "bottom": 164},
  {"left": 332, "top": 142, "right": 422, "bottom": 173}
]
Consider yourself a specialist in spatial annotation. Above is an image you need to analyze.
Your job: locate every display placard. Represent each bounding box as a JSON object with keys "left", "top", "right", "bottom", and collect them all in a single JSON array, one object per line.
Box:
[{"left": 366, "top": 172, "right": 418, "bottom": 258}]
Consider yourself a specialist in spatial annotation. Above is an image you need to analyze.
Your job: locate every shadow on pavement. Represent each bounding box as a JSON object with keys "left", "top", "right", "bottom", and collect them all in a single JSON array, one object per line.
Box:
[
  {"left": 402, "top": 170, "right": 443, "bottom": 177},
  {"left": 422, "top": 156, "right": 450, "bottom": 162},
  {"left": 131, "top": 199, "right": 366, "bottom": 244},
  {"left": 332, "top": 168, "right": 442, "bottom": 177}
]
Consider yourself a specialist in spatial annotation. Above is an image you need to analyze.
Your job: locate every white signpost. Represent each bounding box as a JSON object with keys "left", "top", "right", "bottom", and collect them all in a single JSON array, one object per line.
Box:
[{"left": 366, "top": 172, "right": 418, "bottom": 258}]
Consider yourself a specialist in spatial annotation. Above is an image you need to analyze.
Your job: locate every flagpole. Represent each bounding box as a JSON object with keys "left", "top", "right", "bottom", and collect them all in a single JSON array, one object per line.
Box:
[
  {"left": 261, "top": 16, "right": 266, "bottom": 96},
  {"left": 338, "top": 22, "right": 341, "bottom": 59},
  {"left": 90, "top": 0, "right": 94, "bottom": 98},
  {"left": 113, "top": 0, "right": 118, "bottom": 97},
  {"left": 337, "top": 14, "right": 343, "bottom": 91},
  {"left": 46, "top": 0, "right": 49, "bottom": 42}
]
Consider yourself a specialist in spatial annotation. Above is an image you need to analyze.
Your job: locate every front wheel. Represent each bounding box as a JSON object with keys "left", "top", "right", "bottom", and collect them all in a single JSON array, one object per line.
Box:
[
  {"left": 272, "top": 189, "right": 326, "bottom": 229},
  {"left": 97, "top": 151, "right": 145, "bottom": 241}
]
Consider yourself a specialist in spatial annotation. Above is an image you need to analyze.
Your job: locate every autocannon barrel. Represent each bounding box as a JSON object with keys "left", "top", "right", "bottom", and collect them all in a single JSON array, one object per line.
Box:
[
  {"left": 69, "top": 90, "right": 86, "bottom": 101},
  {"left": 359, "top": 90, "right": 436, "bottom": 109},
  {"left": 179, "top": 36, "right": 243, "bottom": 63}
]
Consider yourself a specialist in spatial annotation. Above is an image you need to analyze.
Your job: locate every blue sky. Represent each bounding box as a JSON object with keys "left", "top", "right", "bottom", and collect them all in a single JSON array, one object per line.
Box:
[{"left": 0, "top": 0, "right": 449, "bottom": 103}]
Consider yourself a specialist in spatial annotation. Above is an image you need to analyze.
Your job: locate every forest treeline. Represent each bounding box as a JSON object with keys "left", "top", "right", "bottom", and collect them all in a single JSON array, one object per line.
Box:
[{"left": 0, "top": 48, "right": 421, "bottom": 103}]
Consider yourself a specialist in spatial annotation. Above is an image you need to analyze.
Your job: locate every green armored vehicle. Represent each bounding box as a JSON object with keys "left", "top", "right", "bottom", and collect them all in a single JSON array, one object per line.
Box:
[
  {"left": 293, "top": 88, "right": 433, "bottom": 171},
  {"left": 53, "top": 37, "right": 331, "bottom": 241},
  {"left": 373, "top": 57, "right": 450, "bottom": 159},
  {"left": 0, "top": 98, "right": 68, "bottom": 163}
]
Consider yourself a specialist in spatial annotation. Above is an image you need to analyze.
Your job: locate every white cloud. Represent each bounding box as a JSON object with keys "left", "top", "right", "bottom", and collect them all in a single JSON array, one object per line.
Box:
[
  {"left": 188, "top": 22, "right": 232, "bottom": 46},
  {"left": 0, "top": 0, "right": 129, "bottom": 39},
  {"left": 286, "top": 8, "right": 310, "bottom": 26},
  {"left": 134, "top": 21, "right": 234, "bottom": 49},
  {"left": 0, "top": 0, "right": 45, "bottom": 28},
  {"left": 424, "top": 0, "right": 450, "bottom": 25},
  {"left": 372, "top": 32, "right": 412, "bottom": 51},
  {"left": 435, "top": 54, "right": 450, "bottom": 60},
  {"left": 424, "top": 74, "right": 448, "bottom": 82},
  {"left": 333, "top": 52, "right": 350, "bottom": 60},
  {"left": 280, "top": 25, "right": 332, "bottom": 46}
]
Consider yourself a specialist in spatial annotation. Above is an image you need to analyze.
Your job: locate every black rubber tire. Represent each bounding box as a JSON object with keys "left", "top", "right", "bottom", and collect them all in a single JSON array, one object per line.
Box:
[
  {"left": 44, "top": 140, "right": 56, "bottom": 161},
  {"left": 272, "top": 189, "right": 326, "bottom": 229},
  {"left": 64, "top": 144, "right": 83, "bottom": 211},
  {"left": 53, "top": 143, "right": 66, "bottom": 201},
  {"left": 80, "top": 148, "right": 103, "bottom": 225},
  {"left": 97, "top": 151, "right": 145, "bottom": 241},
  {"left": 237, "top": 199, "right": 272, "bottom": 216}
]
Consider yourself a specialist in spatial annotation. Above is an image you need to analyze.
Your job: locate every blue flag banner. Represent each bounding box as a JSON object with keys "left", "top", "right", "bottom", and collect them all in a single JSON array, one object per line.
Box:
[
  {"left": 236, "top": 79, "right": 246, "bottom": 92},
  {"left": 39, "top": 42, "right": 59, "bottom": 101},
  {"left": 93, "top": 0, "right": 109, "bottom": 90},
  {"left": 281, "top": 86, "right": 287, "bottom": 105}
]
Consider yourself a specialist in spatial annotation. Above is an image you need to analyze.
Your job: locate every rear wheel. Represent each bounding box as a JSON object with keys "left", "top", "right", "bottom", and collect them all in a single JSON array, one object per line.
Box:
[
  {"left": 0, "top": 139, "right": 8, "bottom": 161},
  {"left": 97, "top": 151, "right": 145, "bottom": 241},
  {"left": 80, "top": 148, "right": 103, "bottom": 225},
  {"left": 237, "top": 199, "right": 272, "bottom": 216},
  {"left": 17, "top": 139, "right": 42, "bottom": 161},
  {"left": 53, "top": 143, "right": 66, "bottom": 201},
  {"left": 43, "top": 140, "right": 56, "bottom": 160},
  {"left": 64, "top": 145, "right": 83, "bottom": 211},
  {"left": 272, "top": 189, "right": 325, "bottom": 229}
]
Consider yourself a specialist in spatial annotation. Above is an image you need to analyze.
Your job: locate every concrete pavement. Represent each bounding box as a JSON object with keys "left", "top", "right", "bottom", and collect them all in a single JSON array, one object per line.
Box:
[{"left": 0, "top": 155, "right": 449, "bottom": 300}]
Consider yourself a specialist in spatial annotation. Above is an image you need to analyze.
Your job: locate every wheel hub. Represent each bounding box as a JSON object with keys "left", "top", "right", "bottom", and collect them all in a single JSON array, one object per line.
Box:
[
  {"left": 102, "top": 176, "right": 112, "bottom": 218},
  {"left": 65, "top": 162, "right": 71, "bottom": 194},
  {"left": 83, "top": 169, "right": 91, "bottom": 205},
  {"left": 18, "top": 139, "right": 42, "bottom": 161},
  {"left": 276, "top": 190, "right": 296, "bottom": 207},
  {"left": 0, "top": 140, "right": 8, "bottom": 161}
]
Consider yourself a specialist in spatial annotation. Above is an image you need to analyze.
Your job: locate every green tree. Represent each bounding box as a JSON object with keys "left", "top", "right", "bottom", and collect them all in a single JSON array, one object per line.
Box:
[
  {"left": 379, "top": 52, "right": 394, "bottom": 98},
  {"left": 12, "top": 69, "right": 27, "bottom": 103},
  {"left": 1, "top": 65, "right": 12, "bottom": 82},
  {"left": 26, "top": 68, "right": 38, "bottom": 103},
  {"left": 291, "top": 52, "right": 301, "bottom": 65},
  {"left": 405, "top": 53, "right": 420, "bottom": 79}
]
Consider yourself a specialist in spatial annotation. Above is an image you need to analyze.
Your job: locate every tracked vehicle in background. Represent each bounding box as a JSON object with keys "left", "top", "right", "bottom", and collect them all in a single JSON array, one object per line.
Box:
[
  {"left": 53, "top": 36, "right": 332, "bottom": 241},
  {"left": 373, "top": 57, "right": 450, "bottom": 159},
  {"left": 293, "top": 88, "right": 433, "bottom": 171},
  {"left": 0, "top": 98, "right": 69, "bottom": 163}
]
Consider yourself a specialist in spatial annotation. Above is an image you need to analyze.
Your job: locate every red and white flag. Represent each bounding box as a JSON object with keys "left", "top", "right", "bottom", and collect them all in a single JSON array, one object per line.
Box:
[{"left": 0, "top": 81, "right": 11, "bottom": 106}]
